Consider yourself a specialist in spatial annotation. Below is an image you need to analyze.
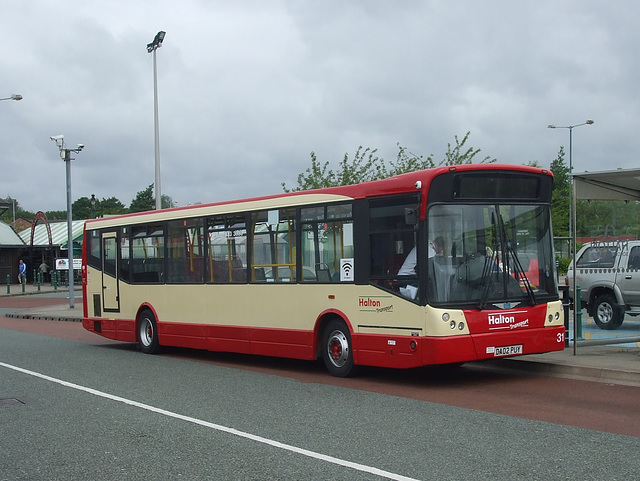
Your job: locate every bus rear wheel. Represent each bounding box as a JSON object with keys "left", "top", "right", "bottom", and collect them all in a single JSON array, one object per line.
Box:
[
  {"left": 322, "top": 319, "right": 355, "bottom": 377},
  {"left": 138, "top": 309, "right": 160, "bottom": 354}
]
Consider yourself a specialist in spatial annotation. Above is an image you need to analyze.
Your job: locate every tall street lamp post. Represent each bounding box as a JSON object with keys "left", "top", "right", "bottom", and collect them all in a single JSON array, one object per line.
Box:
[
  {"left": 50, "top": 135, "right": 84, "bottom": 309},
  {"left": 547, "top": 120, "right": 594, "bottom": 251},
  {"left": 2, "top": 94, "right": 22, "bottom": 227},
  {"left": 147, "top": 31, "right": 166, "bottom": 211}
]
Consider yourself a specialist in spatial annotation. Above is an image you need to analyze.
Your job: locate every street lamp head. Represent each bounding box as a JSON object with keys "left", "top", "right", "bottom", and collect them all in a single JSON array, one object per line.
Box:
[
  {"left": 147, "top": 30, "right": 166, "bottom": 53},
  {"left": 547, "top": 120, "right": 595, "bottom": 130},
  {"left": 0, "top": 94, "right": 23, "bottom": 101}
]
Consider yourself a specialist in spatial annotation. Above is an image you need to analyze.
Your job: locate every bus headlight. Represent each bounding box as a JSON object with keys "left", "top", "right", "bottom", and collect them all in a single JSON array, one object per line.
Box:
[
  {"left": 450, "top": 320, "right": 456, "bottom": 329},
  {"left": 458, "top": 322, "right": 465, "bottom": 330},
  {"left": 442, "top": 313, "right": 450, "bottom": 322}
]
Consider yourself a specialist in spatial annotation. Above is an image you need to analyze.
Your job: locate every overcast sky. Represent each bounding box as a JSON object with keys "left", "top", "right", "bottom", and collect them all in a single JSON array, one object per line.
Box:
[{"left": 1, "top": 1, "right": 637, "bottom": 213}]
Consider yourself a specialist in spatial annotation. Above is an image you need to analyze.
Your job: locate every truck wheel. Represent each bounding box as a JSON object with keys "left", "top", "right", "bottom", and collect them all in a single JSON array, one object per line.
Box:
[{"left": 593, "top": 295, "right": 623, "bottom": 330}]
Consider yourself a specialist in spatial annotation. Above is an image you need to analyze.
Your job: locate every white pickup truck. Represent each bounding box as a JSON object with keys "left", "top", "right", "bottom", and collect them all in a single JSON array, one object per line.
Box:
[{"left": 567, "top": 240, "right": 640, "bottom": 329}]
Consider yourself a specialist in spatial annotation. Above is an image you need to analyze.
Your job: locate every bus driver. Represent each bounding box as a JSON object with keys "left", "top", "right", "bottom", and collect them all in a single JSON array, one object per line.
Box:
[{"left": 398, "top": 236, "right": 444, "bottom": 276}]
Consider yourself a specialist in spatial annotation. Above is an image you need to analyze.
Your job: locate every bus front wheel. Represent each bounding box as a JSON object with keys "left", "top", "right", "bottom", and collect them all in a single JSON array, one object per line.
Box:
[
  {"left": 322, "top": 319, "right": 355, "bottom": 377},
  {"left": 138, "top": 309, "right": 160, "bottom": 354}
]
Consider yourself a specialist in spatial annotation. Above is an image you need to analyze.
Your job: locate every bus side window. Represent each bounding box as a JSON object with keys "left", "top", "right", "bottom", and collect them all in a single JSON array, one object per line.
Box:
[
  {"left": 301, "top": 203, "right": 354, "bottom": 283},
  {"left": 251, "top": 208, "right": 296, "bottom": 283},
  {"left": 131, "top": 225, "right": 164, "bottom": 284},
  {"left": 167, "top": 219, "right": 204, "bottom": 283},
  {"left": 207, "top": 215, "right": 247, "bottom": 284}
]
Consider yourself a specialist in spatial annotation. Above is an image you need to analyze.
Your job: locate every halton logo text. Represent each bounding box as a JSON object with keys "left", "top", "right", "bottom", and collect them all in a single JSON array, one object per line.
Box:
[{"left": 488, "top": 313, "right": 529, "bottom": 330}]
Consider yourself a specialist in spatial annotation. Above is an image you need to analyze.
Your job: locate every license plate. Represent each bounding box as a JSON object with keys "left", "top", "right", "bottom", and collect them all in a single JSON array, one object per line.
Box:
[{"left": 493, "top": 344, "right": 523, "bottom": 356}]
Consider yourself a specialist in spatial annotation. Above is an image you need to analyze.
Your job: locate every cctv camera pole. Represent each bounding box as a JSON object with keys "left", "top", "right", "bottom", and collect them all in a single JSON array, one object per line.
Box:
[
  {"left": 63, "top": 148, "right": 75, "bottom": 308},
  {"left": 51, "top": 135, "right": 84, "bottom": 309}
]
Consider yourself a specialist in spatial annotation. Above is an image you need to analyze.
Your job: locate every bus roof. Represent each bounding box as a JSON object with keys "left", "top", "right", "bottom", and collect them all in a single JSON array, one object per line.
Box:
[{"left": 86, "top": 164, "right": 551, "bottom": 229}]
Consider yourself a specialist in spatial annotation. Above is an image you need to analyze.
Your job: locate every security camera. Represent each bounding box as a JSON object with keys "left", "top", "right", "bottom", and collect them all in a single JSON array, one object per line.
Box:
[
  {"left": 415, "top": 180, "right": 422, "bottom": 189},
  {"left": 50, "top": 135, "right": 64, "bottom": 148},
  {"left": 77, "top": 144, "right": 84, "bottom": 150}
]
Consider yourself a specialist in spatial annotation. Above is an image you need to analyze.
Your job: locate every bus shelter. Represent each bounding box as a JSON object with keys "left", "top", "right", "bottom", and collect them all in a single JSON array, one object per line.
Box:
[{"left": 572, "top": 168, "right": 640, "bottom": 353}]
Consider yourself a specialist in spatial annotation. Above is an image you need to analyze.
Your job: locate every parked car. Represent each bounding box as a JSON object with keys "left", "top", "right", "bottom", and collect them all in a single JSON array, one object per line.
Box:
[{"left": 567, "top": 240, "right": 640, "bottom": 329}]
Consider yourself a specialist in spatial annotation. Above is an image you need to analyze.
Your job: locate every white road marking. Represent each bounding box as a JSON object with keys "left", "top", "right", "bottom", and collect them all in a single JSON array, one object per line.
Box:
[{"left": 0, "top": 361, "right": 420, "bottom": 481}]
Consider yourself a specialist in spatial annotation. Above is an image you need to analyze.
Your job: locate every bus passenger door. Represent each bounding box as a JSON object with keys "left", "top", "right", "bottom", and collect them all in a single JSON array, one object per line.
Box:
[{"left": 102, "top": 232, "right": 120, "bottom": 311}]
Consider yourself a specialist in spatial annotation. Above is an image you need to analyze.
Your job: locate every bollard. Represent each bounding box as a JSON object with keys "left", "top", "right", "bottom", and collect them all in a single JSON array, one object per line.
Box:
[
  {"left": 37, "top": 271, "right": 41, "bottom": 292},
  {"left": 21, "top": 276, "right": 25, "bottom": 293},
  {"left": 575, "top": 285, "right": 583, "bottom": 340},
  {"left": 53, "top": 271, "right": 58, "bottom": 291},
  {"left": 6, "top": 274, "right": 10, "bottom": 295},
  {"left": 561, "top": 286, "right": 570, "bottom": 347},
  {"left": 32, "top": 269, "right": 36, "bottom": 286}
]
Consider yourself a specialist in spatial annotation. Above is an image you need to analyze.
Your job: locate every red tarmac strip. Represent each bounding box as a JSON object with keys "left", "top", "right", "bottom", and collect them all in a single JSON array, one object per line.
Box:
[{"left": 0, "top": 316, "right": 119, "bottom": 344}]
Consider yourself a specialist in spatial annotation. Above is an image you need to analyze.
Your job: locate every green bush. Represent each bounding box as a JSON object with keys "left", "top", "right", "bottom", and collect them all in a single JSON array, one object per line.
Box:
[{"left": 556, "top": 257, "right": 571, "bottom": 275}]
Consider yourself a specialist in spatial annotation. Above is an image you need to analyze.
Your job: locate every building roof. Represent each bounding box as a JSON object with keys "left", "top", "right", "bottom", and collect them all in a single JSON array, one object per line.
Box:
[
  {"left": 0, "top": 221, "right": 25, "bottom": 247},
  {"left": 18, "top": 220, "right": 85, "bottom": 247}
]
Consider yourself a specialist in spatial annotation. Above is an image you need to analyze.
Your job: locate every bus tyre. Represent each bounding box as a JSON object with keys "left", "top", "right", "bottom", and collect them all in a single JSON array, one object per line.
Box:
[
  {"left": 322, "top": 319, "right": 355, "bottom": 377},
  {"left": 593, "top": 294, "right": 623, "bottom": 330},
  {"left": 138, "top": 310, "right": 160, "bottom": 354}
]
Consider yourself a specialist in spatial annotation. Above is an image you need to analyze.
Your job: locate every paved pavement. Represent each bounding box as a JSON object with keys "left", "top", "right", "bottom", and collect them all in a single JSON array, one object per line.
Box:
[{"left": 2, "top": 283, "right": 640, "bottom": 387}]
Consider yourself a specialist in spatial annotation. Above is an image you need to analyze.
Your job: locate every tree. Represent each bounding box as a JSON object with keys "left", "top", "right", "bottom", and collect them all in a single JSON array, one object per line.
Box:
[
  {"left": 99, "top": 197, "right": 127, "bottom": 216},
  {"left": 283, "top": 132, "right": 495, "bottom": 192},
  {"left": 161, "top": 194, "right": 176, "bottom": 209},
  {"left": 0, "top": 197, "right": 16, "bottom": 224},
  {"left": 129, "top": 184, "right": 155, "bottom": 213},
  {"left": 549, "top": 146, "right": 570, "bottom": 238},
  {"left": 0, "top": 197, "right": 35, "bottom": 224},
  {"left": 44, "top": 210, "right": 66, "bottom": 221},
  {"left": 282, "top": 146, "right": 385, "bottom": 192},
  {"left": 442, "top": 131, "right": 496, "bottom": 165},
  {"left": 382, "top": 143, "right": 435, "bottom": 178},
  {"left": 72, "top": 196, "right": 94, "bottom": 220}
]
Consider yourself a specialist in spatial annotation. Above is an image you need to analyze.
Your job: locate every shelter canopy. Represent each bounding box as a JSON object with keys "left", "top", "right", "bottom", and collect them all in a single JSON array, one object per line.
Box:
[{"left": 573, "top": 169, "right": 640, "bottom": 201}]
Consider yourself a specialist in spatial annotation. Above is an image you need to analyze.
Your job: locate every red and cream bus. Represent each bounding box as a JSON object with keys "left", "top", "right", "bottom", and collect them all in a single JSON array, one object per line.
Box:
[{"left": 82, "top": 164, "right": 565, "bottom": 376}]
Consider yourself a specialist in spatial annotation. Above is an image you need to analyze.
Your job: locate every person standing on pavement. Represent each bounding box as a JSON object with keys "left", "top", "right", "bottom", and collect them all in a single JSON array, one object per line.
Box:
[
  {"left": 39, "top": 260, "right": 49, "bottom": 282},
  {"left": 18, "top": 259, "right": 27, "bottom": 284}
]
